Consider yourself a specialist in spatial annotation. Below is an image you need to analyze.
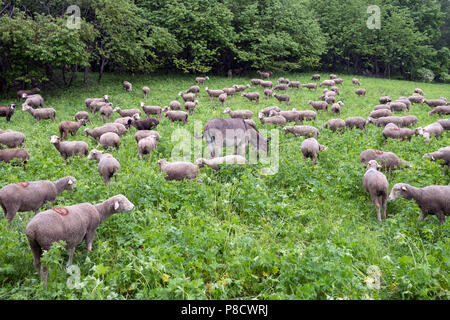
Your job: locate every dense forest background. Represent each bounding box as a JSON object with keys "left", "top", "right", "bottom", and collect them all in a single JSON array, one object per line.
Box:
[{"left": 0, "top": 0, "right": 449, "bottom": 91}]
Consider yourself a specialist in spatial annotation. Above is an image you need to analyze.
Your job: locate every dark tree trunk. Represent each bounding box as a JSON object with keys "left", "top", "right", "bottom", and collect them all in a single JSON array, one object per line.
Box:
[
  {"left": 98, "top": 57, "right": 106, "bottom": 83},
  {"left": 83, "top": 66, "right": 89, "bottom": 84}
]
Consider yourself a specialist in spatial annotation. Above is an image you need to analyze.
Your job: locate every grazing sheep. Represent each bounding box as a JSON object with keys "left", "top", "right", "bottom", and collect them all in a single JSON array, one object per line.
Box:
[
  {"left": 388, "top": 184, "right": 450, "bottom": 224},
  {"left": 133, "top": 117, "right": 159, "bottom": 130},
  {"left": 437, "top": 119, "right": 450, "bottom": 130},
  {"left": 416, "top": 122, "right": 444, "bottom": 142},
  {"left": 23, "top": 94, "right": 44, "bottom": 108},
  {"left": 330, "top": 86, "right": 340, "bottom": 95},
  {"left": 374, "top": 105, "right": 391, "bottom": 111},
  {"left": 352, "top": 78, "right": 361, "bottom": 86},
  {"left": 331, "top": 102, "right": 344, "bottom": 115},
  {"left": 0, "top": 176, "right": 76, "bottom": 226},
  {"left": 137, "top": 136, "right": 158, "bottom": 160},
  {"left": 0, "top": 104, "right": 16, "bottom": 122},
  {"left": 423, "top": 146, "right": 450, "bottom": 174},
  {"left": 223, "top": 87, "right": 236, "bottom": 97},
  {"left": 355, "top": 88, "right": 366, "bottom": 97},
  {"left": 273, "top": 94, "right": 290, "bottom": 105},
  {"left": 368, "top": 116, "right": 404, "bottom": 127},
  {"left": 0, "top": 131, "right": 26, "bottom": 148},
  {"left": 260, "top": 106, "right": 281, "bottom": 117},
  {"left": 259, "top": 112, "right": 287, "bottom": 126},
  {"left": 141, "top": 102, "right": 162, "bottom": 118},
  {"left": 219, "top": 93, "right": 227, "bottom": 107},
  {"left": 85, "top": 125, "right": 120, "bottom": 141},
  {"left": 49, "top": 135, "right": 89, "bottom": 164},
  {"left": 330, "top": 74, "right": 337, "bottom": 79},
  {"left": 251, "top": 79, "right": 262, "bottom": 86},
  {"left": 389, "top": 101, "right": 408, "bottom": 112},
  {"left": 283, "top": 126, "right": 319, "bottom": 137},
  {"left": 99, "top": 104, "right": 114, "bottom": 121},
  {"left": 270, "top": 109, "right": 302, "bottom": 125},
  {"left": 424, "top": 99, "right": 447, "bottom": 108},
  {"left": 164, "top": 110, "right": 189, "bottom": 124},
  {"left": 58, "top": 120, "right": 86, "bottom": 140},
  {"left": 333, "top": 78, "right": 343, "bottom": 85},
  {"left": 308, "top": 100, "right": 328, "bottom": 112},
  {"left": 428, "top": 106, "right": 450, "bottom": 116},
  {"left": 362, "top": 160, "right": 389, "bottom": 222},
  {"left": 320, "top": 80, "right": 335, "bottom": 87},
  {"left": 264, "top": 89, "right": 273, "bottom": 99},
  {"left": 241, "top": 92, "right": 260, "bottom": 104},
  {"left": 369, "top": 109, "right": 392, "bottom": 119},
  {"left": 322, "top": 119, "right": 346, "bottom": 132},
  {"left": 274, "top": 83, "right": 288, "bottom": 91},
  {"left": 297, "top": 110, "right": 317, "bottom": 123},
  {"left": 257, "top": 70, "right": 272, "bottom": 79},
  {"left": 196, "top": 155, "right": 247, "bottom": 171},
  {"left": 74, "top": 111, "right": 91, "bottom": 124},
  {"left": 345, "top": 117, "right": 367, "bottom": 130},
  {"left": 232, "top": 84, "right": 250, "bottom": 92},
  {"left": 196, "top": 76, "right": 210, "bottom": 85},
  {"left": 184, "top": 100, "right": 199, "bottom": 114},
  {"left": 87, "top": 149, "right": 121, "bottom": 186},
  {"left": 288, "top": 81, "right": 301, "bottom": 89},
  {"left": 311, "top": 74, "right": 321, "bottom": 81},
  {"left": 22, "top": 105, "right": 56, "bottom": 123},
  {"left": 260, "top": 81, "right": 273, "bottom": 89},
  {"left": 382, "top": 124, "right": 417, "bottom": 141},
  {"left": 326, "top": 95, "right": 336, "bottom": 105},
  {"left": 301, "top": 138, "right": 327, "bottom": 165},
  {"left": 158, "top": 160, "right": 199, "bottom": 181},
  {"left": 142, "top": 86, "right": 150, "bottom": 98},
  {"left": 98, "top": 132, "right": 120, "bottom": 150},
  {"left": 408, "top": 95, "right": 425, "bottom": 104},
  {"left": 85, "top": 96, "right": 108, "bottom": 111},
  {"left": 115, "top": 114, "right": 140, "bottom": 128},
  {"left": 401, "top": 115, "right": 418, "bottom": 127},
  {"left": 135, "top": 130, "right": 160, "bottom": 143},
  {"left": 277, "top": 77, "right": 289, "bottom": 84},
  {"left": 0, "top": 149, "right": 30, "bottom": 167},
  {"left": 414, "top": 88, "right": 424, "bottom": 96},
  {"left": 379, "top": 96, "right": 392, "bottom": 104},
  {"left": 123, "top": 81, "right": 132, "bottom": 92},
  {"left": 17, "top": 88, "right": 40, "bottom": 100},
  {"left": 396, "top": 98, "right": 411, "bottom": 110},
  {"left": 26, "top": 194, "right": 134, "bottom": 286},
  {"left": 106, "top": 123, "right": 127, "bottom": 137},
  {"left": 224, "top": 107, "right": 253, "bottom": 120},
  {"left": 244, "top": 119, "right": 257, "bottom": 127},
  {"left": 178, "top": 92, "right": 195, "bottom": 102},
  {"left": 360, "top": 149, "right": 410, "bottom": 171},
  {"left": 205, "top": 88, "right": 225, "bottom": 101},
  {"left": 186, "top": 85, "right": 200, "bottom": 95},
  {"left": 113, "top": 107, "right": 141, "bottom": 118},
  {"left": 302, "top": 83, "right": 318, "bottom": 91},
  {"left": 90, "top": 101, "right": 112, "bottom": 115}
]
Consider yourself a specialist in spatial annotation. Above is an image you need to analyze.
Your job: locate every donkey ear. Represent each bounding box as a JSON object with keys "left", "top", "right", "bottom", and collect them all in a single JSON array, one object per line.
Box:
[{"left": 114, "top": 201, "right": 120, "bottom": 210}]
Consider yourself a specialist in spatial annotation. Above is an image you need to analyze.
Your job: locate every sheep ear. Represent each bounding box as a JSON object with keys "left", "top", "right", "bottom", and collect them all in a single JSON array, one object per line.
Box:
[
  {"left": 401, "top": 186, "right": 407, "bottom": 191},
  {"left": 114, "top": 201, "right": 119, "bottom": 210}
]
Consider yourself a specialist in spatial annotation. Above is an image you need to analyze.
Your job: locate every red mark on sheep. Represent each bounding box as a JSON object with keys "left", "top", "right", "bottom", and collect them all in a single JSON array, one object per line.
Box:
[
  {"left": 53, "top": 207, "right": 69, "bottom": 216},
  {"left": 18, "top": 182, "right": 30, "bottom": 188}
]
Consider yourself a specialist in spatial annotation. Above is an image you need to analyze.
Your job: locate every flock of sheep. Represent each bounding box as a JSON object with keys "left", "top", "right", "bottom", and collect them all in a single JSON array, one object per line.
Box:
[{"left": 0, "top": 71, "right": 449, "bottom": 287}]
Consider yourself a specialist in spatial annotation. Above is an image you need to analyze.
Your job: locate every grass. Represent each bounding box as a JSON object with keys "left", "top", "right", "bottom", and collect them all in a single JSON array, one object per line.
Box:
[{"left": 0, "top": 72, "right": 448, "bottom": 300}]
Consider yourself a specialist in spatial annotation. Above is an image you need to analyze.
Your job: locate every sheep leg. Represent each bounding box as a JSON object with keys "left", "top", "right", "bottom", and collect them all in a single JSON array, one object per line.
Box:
[
  {"left": 41, "top": 266, "right": 49, "bottom": 287},
  {"left": 85, "top": 231, "right": 96, "bottom": 252},
  {"left": 374, "top": 197, "right": 382, "bottom": 222},
  {"left": 382, "top": 196, "right": 388, "bottom": 220},
  {"left": 68, "top": 247, "right": 75, "bottom": 265},
  {"left": 5, "top": 205, "right": 19, "bottom": 227},
  {"left": 436, "top": 212, "right": 446, "bottom": 224}
]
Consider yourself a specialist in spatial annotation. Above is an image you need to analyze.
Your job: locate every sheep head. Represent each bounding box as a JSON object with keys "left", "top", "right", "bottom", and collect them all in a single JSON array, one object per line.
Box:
[
  {"left": 87, "top": 149, "right": 102, "bottom": 161},
  {"left": 366, "top": 160, "right": 381, "bottom": 171},
  {"left": 110, "top": 194, "right": 134, "bottom": 213},
  {"left": 195, "top": 158, "right": 207, "bottom": 168},
  {"left": 49, "top": 135, "right": 60, "bottom": 144},
  {"left": 388, "top": 183, "right": 412, "bottom": 201},
  {"left": 223, "top": 107, "right": 231, "bottom": 114}
]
